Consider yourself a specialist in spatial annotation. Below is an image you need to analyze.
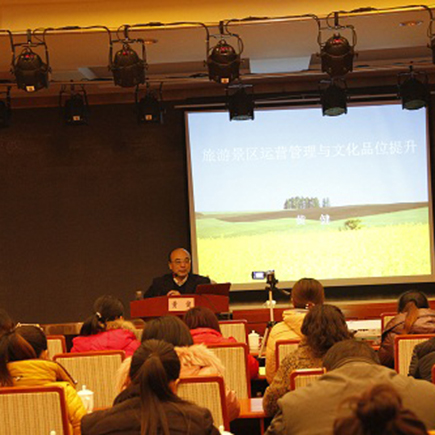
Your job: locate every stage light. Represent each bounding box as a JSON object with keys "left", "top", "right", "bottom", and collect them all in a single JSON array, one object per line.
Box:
[
  {"left": 321, "top": 80, "right": 347, "bottom": 116},
  {"left": 207, "top": 39, "right": 241, "bottom": 84},
  {"left": 60, "top": 85, "right": 89, "bottom": 125},
  {"left": 320, "top": 33, "right": 354, "bottom": 78},
  {"left": 0, "top": 88, "right": 11, "bottom": 128},
  {"left": 10, "top": 30, "right": 50, "bottom": 92},
  {"left": 109, "top": 26, "right": 146, "bottom": 88},
  {"left": 227, "top": 86, "right": 254, "bottom": 121},
  {"left": 399, "top": 67, "right": 428, "bottom": 110},
  {"left": 135, "top": 85, "right": 164, "bottom": 124}
]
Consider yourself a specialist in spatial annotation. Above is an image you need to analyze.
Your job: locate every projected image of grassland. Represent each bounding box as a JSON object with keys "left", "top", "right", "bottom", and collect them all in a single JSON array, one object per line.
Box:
[{"left": 196, "top": 203, "right": 432, "bottom": 283}]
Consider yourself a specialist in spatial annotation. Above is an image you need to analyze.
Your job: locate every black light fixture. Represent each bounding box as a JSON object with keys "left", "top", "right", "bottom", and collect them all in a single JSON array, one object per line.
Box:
[
  {"left": 227, "top": 85, "right": 254, "bottom": 121},
  {"left": 207, "top": 22, "right": 243, "bottom": 84},
  {"left": 10, "top": 30, "right": 50, "bottom": 92},
  {"left": 321, "top": 79, "right": 347, "bottom": 116},
  {"left": 0, "top": 87, "right": 12, "bottom": 128},
  {"left": 110, "top": 26, "right": 146, "bottom": 88},
  {"left": 399, "top": 66, "right": 429, "bottom": 110},
  {"left": 319, "top": 13, "right": 356, "bottom": 78},
  {"left": 135, "top": 83, "right": 164, "bottom": 124},
  {"left": 59, "top": 84, "right": 89, "bottom": 125}
]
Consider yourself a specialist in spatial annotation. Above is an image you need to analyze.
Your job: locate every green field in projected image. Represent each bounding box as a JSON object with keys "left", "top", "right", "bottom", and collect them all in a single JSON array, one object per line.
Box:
[{"left": 195, "top": 204, "right": 432, "bottom": 284}]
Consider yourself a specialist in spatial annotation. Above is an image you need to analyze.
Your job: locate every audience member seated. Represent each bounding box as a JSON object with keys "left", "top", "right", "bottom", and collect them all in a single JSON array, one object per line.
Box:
[
  {"left": 263, "top": 304, "right": 351, "bottom": 416},
  {"left": 183, "top": 306, "right": 259, "bottom": 379},
  {"left": 264, "top": 340, "right": 435, "bottom": 435},
  {"left": 0, "top": 308, "right": 14, "bottom": 333},
  {"left": 265, "top": 278, "right": 325, "bottom": 383},
  {"left": 333, "top": 384, "right": 428, "bottom": 435},
  {"left": 408, "top": 336, "right": 435, "bottom": 382},
  {"left": 81, "top": 339, "right": 220, "bottom": 435},
  {"left": 0, "top": 324, "right": 86, "bottom": 435},
  {"left": 71, "top": 295, "right": 140, "bottom": 357},
  {"left": 379, "top": 290, "right": 435, "bottom": 368},
  {"left": 115, "top": 315, "right": 240, "bottom": 421}
]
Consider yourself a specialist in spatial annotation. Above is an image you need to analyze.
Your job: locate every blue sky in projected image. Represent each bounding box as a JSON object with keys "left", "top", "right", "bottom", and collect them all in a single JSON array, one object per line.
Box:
[{"left": 187, "top": 104, "right": 428, "bottom": 212}]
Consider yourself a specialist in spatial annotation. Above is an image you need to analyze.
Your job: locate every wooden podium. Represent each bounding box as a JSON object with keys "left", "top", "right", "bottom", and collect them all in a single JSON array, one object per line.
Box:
[{"left": 130, "top": 294, "right": 229, "bottom": 319}]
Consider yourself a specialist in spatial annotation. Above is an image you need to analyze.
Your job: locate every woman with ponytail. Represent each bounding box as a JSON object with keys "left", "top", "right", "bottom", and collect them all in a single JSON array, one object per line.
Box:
[
  {"left": 81, "top": 339, "right": 220, "bottom": 435},
  {"left": 379, "top": 290, "right": 435, "bottom": 368},
  {"left": 71, "top": 295, "right": 140, "bottom": 357},
  {"left": 0, "top": 325, "right": 86, "bottom": 435},
  {"left": 263, "top": 304, "right": 351, "bottom": 417},
  {"left": 333, "top": 384, "right": 428, "bottom": 435},
  {"left": 265, "top": 277, "right": 325, "bottom": 384}
]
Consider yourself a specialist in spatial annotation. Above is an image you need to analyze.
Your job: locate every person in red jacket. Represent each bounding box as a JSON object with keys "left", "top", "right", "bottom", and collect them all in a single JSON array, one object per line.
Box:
[
  {"left": 71, "top": 295, "right": 140, "bottom": 357},
  {"left": 183, "top": 306, "right": 259, "bottom": 379}
]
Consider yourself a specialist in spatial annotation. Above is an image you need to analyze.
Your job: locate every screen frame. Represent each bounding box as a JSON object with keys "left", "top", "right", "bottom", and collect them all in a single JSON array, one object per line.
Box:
[{"left": 185, "top": 100, "right": 435, "bottom": 292}]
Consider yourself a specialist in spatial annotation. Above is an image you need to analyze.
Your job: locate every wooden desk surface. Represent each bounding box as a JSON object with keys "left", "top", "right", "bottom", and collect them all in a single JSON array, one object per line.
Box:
[{"left": 238, "top": 398, "right": 265, "bottom": 419}]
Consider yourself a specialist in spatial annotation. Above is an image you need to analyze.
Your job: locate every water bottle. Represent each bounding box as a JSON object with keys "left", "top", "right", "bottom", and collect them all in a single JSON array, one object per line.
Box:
[{"left": 248, "top": 330, "right": 260, "bottom": 352}]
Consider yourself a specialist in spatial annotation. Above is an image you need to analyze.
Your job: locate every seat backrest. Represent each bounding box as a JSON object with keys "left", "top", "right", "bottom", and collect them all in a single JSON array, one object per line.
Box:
[
  {"left": 219, "top": 320, "right": 248, "bottom": 344},
  {"left": 54, "top": 350, "right": 125, "bottom": 408},
  {"left": 178, "top": 375, "right": 229, "bottom": 430},
  {"left": 289, "top": 368, "right": 325, "bottom": 390},
  {"left": 380, "top": 312, "right": 397, "bottom": 332},
  {"left": 209, "top": 343, "right": 250, "bottom": 399},
  {"left": 47, "top": 335, "right": 67, "bottom": 359},
  {"left": 275, "top": 339, "right": 300, "bottom": 371},
  {"left": 0, "top": 385, "right": 70, "bottom": 435},
  {"left": 394, "top": 334, "right": 435, "bottom": 374}
]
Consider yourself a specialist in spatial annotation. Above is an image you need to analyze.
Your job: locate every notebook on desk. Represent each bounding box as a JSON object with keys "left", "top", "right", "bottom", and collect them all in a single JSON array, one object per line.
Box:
[{"left": 196, "top": 282, "right": 231, "bottom": 296}]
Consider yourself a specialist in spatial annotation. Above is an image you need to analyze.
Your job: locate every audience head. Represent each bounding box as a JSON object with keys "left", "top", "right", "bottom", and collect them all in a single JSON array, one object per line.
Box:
[
  {"left": 291, "top": 278, "right": 325, "bottom": 309},
  {"left": 141, "top": 316, "right": 194, "bottom": 347},
  {"left": 168, "top": 248, "right": 191, "bottom": 280},
  {"left": 301, "top": 304, "right": 351, "bottom": 358},
  {"left": 131, "top": 340, "right": 183, "bottom": 435},
  {"left": 0, "top": 327, "right": 38, "bottom": 386},
  {"left": 15, "top": 324, "right": 48, "bottom": 359},
  {"left": 323, "top": 340, "right": 379, "bottom": 371},
  {"left": 0, "top": 309, "right": 14, "bottom": 334},
  {"left": 80, "top": 295, "right": 124, "bottom": 336},
  {"left": 397, "top": 290, "right": 429, "bottom": 334},
  {"left": 333, "top": 384, "right": 428, "bottom": 435},
  {"left": 183, "top": 306, "right": 221, "bottom": 333}
]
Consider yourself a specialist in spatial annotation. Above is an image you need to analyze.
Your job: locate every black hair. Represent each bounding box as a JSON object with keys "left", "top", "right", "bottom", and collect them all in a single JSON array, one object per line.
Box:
[
  {"left": 80, "top": 295, "right": 124, "bottom": 336},
  {"left": 0, "top": 309, "right": 14, "bottom": 333},
  {"left": 131, "top": 340, "right": 185, "bottom": 435},
  {"left": 334, "top": 384, "right": 428, "bottom": 435},
  {"left": 15, "top": 325, "right": 47, "bottom": 358},
  {"left": 323, "top": 339, "right": 379, "bottom": 371},
  {"left": 141, "top": 316, "right": 194, "bottom": 347}
]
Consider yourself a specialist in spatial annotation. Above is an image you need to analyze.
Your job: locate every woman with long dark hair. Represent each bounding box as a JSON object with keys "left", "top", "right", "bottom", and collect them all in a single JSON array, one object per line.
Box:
[
  {"left": 0, "top": 324, "right": 86, "bottom": 435},
  {"left": 115, "top": 315, "right": 240, "bottom": 421},
  {"left": 71, "top": 295, "right": 140, "bottom": 356},
  {"left": 379, "top": 290, "right": 435, "bottom": 368},
  {"left": 263, "top": 304, "right": 351, "bottom": 416},
  {"left": 81, "top": 339, "right": 220, "bottom": 435}
]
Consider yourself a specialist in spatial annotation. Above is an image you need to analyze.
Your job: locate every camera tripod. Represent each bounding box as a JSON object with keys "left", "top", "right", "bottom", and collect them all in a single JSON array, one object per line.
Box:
[{"left": 258, "top": 272, "right": 279, "bottom": 358}]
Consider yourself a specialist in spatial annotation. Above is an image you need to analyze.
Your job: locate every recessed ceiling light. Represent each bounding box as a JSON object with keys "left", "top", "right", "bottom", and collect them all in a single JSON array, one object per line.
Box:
[
  {"left": 144, "top": 39, "right": 158, "bottom": 45},
  {"left": 399, "top": 20, "right": 423, "bottom": 27}
]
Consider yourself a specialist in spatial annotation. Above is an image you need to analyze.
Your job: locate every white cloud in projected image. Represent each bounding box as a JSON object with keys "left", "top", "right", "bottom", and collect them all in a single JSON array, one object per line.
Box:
[{"left": 187, "top": 104, "right": 428, "bottom": 212}]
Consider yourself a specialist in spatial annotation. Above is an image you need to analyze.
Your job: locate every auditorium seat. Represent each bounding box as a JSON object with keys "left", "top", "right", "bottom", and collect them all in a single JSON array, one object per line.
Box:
[
  {"left": 54, "top": 350, "right": 125, "bottom": 408},
  {"left": 178, "top": 375, "right": 229, "bottom": 430},
  {"left": 209, "top": 343, "right": 251, "bottom": 399},
  {"left": 289, "top": 368, "right": 325, "bottom": 390},
  {"left": 0, "top": 385, "right": 70, "bottom": 435},
  {"left": 394, "top": 334, "right": 435, "bottom": 374},
  {"left": 219, "top": 320, "right": 248, "bottom": 344}
]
